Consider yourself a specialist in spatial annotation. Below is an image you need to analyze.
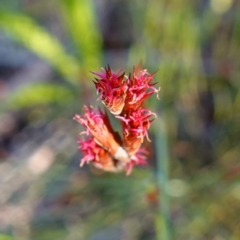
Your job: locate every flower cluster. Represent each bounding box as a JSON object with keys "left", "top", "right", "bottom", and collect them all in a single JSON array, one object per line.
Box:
[{"left": 74, "top": 66, "right": 160, "bottom": 175}]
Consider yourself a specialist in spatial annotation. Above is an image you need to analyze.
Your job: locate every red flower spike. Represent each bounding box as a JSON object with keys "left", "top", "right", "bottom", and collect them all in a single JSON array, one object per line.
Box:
[
  {"left": 114, "top": 67, "right": 159, "bottom": 158},
  {"left": 123, "top": 68, "right": 160, "bottom": 111},
  {"left": 125, "top": 148, "right": 148, "bottom": 175},
  {"left": 91, "top": 66, "right": 128, "bottom": 115},
  {"left": 74, "top": 65, "right": 159, "bottom": 175},
  {"left": 78, "top": 138, "right": 98, "bottom": 166},
  {"left": 73, "top": 106, "right": 130, "bottom": 164},
  {"left": 78, "top": 138, "right": 120, "bottom": 172},
  {"left": 117, "top": 108, "right": 156, "bottom": 156}
]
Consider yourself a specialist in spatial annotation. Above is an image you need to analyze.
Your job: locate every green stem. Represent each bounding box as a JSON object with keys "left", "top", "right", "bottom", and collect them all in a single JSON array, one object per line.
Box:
[{"left": 155, "top": 115, "right": 172, "bottom": 240}]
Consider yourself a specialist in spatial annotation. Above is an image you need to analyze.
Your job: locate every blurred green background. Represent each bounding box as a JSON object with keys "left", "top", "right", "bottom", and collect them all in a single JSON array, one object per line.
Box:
[{"left": 0, "top": 0, "right": 240, "bottom": 239}]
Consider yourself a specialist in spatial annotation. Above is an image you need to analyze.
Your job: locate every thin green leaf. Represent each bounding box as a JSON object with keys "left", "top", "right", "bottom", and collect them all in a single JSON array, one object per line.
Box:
[
  {"left": 0, "top": 10, "right": 80, "bottom": 82},
  {"left": 59, "top": 0, "right": 102, "bottom": 70}
]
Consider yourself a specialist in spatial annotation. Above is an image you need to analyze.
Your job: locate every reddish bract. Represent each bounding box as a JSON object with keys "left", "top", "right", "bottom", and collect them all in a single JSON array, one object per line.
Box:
[{"left": 74, "top": 66, "right": 159, "bottom": 175}]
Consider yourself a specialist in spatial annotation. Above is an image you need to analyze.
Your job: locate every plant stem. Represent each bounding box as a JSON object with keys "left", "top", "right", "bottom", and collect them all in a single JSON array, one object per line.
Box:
[{"left": 155, "top": 115, "right": 172, "bottom": 240}]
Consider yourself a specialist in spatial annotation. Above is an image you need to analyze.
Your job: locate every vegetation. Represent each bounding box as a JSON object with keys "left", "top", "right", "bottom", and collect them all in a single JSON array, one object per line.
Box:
[{"left": 0, "top": 0, "right": 240, "bottom": 239}]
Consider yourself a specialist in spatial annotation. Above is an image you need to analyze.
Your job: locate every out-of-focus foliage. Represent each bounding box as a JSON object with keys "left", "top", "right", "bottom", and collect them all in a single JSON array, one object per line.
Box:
[
  {"left": 0, "top": 0, "right": 240, "bottom": 240},
  {"left": 60, "top": 0, "right": 102, "bottom": 69},
  {"left": 5, "top": 83, "right": 75, "bottom": 109},
  {"left": 0, "top": 10, "right": 80, "bottom": 81}
]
